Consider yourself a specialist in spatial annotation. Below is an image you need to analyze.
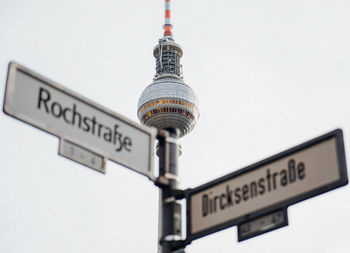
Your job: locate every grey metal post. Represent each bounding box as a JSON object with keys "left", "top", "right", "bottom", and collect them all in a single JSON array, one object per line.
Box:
[{"left": 157, "top": 128, "right": 184, "bottom": 253}]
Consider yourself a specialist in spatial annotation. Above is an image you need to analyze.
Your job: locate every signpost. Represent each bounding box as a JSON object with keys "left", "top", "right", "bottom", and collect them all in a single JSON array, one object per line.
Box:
[
  {"left": 2, "top": 62, "right": 349, "bottom": 251},
  {"left": 186, "top": 129, "right": 347, "bottom": 243},
  {"left": 3, "top": 62, "right": 157, "bottom": 179}
]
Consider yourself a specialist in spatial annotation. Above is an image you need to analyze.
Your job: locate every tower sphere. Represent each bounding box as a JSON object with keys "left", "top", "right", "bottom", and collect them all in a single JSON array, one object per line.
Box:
[{"left": 137, "top": 37, "right": 199, "bottom": 137}]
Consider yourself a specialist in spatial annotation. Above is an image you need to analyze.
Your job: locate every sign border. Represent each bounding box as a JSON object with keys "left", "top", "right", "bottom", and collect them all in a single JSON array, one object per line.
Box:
[
  {"left": 3, "top": 62, "right": 157, "bottom": 179},
  {"left": 186, "top": 129, "right": 348, "bottom": 243}
]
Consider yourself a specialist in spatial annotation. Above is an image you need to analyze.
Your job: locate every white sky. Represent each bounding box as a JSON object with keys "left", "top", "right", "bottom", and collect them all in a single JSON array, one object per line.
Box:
[{"left": 1, "top": 0, "right": 350, "bottom": 252}]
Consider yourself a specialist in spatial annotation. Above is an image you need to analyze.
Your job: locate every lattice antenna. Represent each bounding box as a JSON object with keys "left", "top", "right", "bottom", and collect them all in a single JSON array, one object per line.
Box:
[{"left": 164, "top": 0, "right": 173, "bottom": 37}]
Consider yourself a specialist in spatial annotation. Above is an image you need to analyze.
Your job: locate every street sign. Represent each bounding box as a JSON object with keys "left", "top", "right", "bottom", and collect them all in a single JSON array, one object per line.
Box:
[
  {"left": 3, "top": 62, "right": 157, "bottom": 179},
  {"left": 237, "top": 208, "right": 288, "bottom": 242},
  {"left": 186, "top": 129, "right": 348, "bottom": 242}
]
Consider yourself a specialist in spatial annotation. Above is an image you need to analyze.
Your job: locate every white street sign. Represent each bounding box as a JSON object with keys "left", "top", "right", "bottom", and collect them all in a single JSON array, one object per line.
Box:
[
  {"left": 3, "top": 62, "right": 157, "bottom": 179},
  {"left": 186, "top": 129, "right": 347, "bottom": 242}
]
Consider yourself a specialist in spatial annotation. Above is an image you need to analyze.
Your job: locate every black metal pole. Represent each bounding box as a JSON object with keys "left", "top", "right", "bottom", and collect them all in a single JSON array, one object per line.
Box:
[{"left": 157, "top": 128, "right": 184, "bottom": 253}]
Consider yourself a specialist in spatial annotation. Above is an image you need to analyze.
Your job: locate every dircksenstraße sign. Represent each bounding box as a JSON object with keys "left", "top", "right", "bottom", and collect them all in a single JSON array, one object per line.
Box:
[{"left": 186, "top": 129, "right": 348, "bottom": 242}]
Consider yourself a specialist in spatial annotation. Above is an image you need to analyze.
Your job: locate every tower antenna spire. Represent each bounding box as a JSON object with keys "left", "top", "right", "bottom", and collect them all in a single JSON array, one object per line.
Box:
[{"left": 163, "top": 0, "right": 173, "bottom": 37}]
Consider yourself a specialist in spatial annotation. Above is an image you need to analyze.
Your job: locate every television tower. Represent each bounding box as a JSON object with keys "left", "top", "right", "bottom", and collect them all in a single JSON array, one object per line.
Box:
[
  {"left": 137, "top": 0, "right": 199, "bottom": 137},
  {"left": 137, "top": 1, "right": 199, "bottom": 252}
]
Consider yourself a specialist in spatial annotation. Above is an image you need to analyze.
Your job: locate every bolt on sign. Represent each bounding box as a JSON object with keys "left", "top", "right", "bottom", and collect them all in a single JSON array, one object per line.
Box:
[
  {"left": 186, "top": 129, "right": 348, "bottom": 242},
  {"left": 3, "top": 62, "right": 157, "bottom": 178}
]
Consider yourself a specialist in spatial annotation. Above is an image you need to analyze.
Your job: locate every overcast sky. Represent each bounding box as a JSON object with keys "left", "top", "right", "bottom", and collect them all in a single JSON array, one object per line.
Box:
[{"left": 1, "top": 0, "right": 350, "bottom": 252}]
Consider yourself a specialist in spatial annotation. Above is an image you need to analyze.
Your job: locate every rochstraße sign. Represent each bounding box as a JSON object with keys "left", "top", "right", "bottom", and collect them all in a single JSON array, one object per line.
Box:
[
  {"left": 186, "top": 129, "right": 348, "bottom": 242},
  {"left": 3, "top": 62, "right": 157, "bottom": 178}
]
